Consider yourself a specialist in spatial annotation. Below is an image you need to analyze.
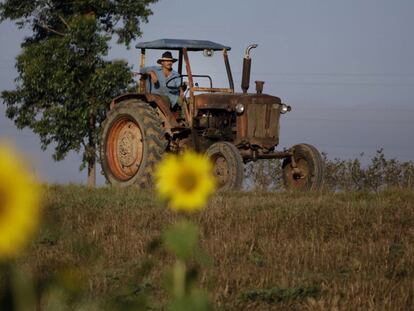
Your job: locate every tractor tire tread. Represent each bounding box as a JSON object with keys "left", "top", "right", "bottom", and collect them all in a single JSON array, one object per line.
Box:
[{"left": 100, "top": 99, "right": 167, "bottom": 187}]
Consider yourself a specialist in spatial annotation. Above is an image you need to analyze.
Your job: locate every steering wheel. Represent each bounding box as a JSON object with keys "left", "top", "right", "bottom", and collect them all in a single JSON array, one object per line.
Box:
[{"left": 166, "top": 75, "right": 185, "bottom": 90}]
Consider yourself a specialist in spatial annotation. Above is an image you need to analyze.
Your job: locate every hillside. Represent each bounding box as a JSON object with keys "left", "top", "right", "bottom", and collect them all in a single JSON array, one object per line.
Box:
[{"left": 21, "top": 186, "right": 414, "bottom": 310}]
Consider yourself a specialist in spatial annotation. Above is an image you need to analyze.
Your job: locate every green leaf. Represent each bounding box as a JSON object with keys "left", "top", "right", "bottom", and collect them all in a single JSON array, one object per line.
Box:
[{"left": 163, "top": 222, "right": 199, "bottom": 261}]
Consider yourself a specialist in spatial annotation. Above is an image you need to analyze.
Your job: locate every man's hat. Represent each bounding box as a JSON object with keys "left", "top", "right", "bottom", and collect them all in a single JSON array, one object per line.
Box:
[{"left": 157, "top": 51, "right": 177, "bottom": 64}]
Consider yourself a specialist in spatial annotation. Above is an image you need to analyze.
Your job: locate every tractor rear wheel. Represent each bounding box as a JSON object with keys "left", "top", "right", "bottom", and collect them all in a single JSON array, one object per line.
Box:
[
  {"left": 206, "top": 142, "right": 244, "bottom": 191},
  {"left": 100, "top": 99, "right": 167, "bottom": 187},
  {"left": 282, "top": 143, "right": 324, "bottom": 191}
]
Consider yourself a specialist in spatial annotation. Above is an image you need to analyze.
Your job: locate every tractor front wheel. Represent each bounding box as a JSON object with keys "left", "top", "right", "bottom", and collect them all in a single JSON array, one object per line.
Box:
[
  {"left": 282, "top": 143, "right": 324, "bottom": 191},
  {"left": 206, "top": 142, "right": 244, "bottom": 191}
]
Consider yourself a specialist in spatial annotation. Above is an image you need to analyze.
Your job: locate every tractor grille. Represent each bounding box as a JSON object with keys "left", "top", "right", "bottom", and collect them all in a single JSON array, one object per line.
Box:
[{"left": 246, "top": 101, "right": 280, "bottom": 145}]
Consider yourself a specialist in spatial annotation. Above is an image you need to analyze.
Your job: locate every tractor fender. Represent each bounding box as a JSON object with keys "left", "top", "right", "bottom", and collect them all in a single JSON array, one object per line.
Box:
[{"left": 109, "top": 93, "right": 179, "bottom": 129}]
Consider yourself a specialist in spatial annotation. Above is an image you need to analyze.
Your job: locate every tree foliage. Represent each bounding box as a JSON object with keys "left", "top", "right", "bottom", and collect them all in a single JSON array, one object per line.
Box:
[{"left": 0, "top": 0, "right": 158, "bottom": 181}]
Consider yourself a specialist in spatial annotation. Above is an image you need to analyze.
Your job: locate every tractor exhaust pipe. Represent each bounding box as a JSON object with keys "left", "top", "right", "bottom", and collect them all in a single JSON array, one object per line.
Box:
[{"left": 241, "top": 44, "right": 258, "bottom": 94}]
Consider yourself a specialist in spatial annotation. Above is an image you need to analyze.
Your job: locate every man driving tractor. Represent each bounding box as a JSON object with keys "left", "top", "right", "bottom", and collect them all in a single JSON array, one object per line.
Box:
[
  {"left": 101, "top": 39, "right": 324, "bottom": 191},
  {"left": 139, "top": 51, "right": 183, "bottom": 110}
]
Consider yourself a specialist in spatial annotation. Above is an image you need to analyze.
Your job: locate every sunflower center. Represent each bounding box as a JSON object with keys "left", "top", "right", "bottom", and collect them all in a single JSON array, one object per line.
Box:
[{"left": 177, "top": 169, "right": 199, "bottom": 192}]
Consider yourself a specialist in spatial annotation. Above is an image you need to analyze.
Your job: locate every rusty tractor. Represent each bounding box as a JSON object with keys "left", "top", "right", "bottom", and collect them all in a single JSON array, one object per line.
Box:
[{"left": 100, "top": 39, "right": 324, "bottom": 190}]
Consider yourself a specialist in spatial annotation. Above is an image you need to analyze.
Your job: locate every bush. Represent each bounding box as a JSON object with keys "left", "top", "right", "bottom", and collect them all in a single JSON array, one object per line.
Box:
[{"left": 245, "top": 149, "right": 414, "bottom": 191}]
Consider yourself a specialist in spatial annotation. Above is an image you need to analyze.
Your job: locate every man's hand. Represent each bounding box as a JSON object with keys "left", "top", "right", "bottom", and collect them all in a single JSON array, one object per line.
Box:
[{"left": 181, "top": 81, "right": 188, "bottom": 92}]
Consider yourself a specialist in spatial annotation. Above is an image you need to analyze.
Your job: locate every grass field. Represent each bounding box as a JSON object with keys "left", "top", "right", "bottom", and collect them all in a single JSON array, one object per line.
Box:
[{"left": 21, "top": 186, "right": 414, "bottom": 310}]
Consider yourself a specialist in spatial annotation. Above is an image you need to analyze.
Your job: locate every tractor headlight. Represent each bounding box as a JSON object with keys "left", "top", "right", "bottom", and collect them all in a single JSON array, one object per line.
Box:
[
  {"left": 280, "top": 103, "right": 291, "bottom": 114},
  {"left": 235, "top": 103, "right": 245, "bottom": 114}
]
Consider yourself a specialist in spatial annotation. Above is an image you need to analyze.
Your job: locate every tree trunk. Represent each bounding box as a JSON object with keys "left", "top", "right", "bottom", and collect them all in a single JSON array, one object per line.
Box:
[{"left": 87, "top": 159, "right": 96, "bottom": 187}]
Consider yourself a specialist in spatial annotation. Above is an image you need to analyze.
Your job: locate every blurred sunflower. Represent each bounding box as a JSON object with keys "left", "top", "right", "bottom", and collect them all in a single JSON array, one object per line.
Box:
[
  {"left": 155, "top": 150, "right": 216, "bottom": 212},
  {"left": 0, "top": 144, "right": 41, "bottom": 259}
]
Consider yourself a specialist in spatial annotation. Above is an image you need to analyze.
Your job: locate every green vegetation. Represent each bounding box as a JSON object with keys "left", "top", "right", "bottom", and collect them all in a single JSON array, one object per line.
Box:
[
  {"left": 17, "top": 185, "right": 414, "bottom": 310},
  {"left": 247, "top": 149, "right": 414, "bottom": 191},
  {"left": 0, "top": 0, "right": 157, "bottom": 186}
]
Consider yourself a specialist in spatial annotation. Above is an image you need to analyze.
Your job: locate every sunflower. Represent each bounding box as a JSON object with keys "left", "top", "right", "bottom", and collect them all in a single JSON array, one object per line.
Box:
[
  {"left": 0, "top": 144, "right": 41, "bottom": 259},
  {"left": 155, "top": 150, "right": 216, "bottom": 212}
]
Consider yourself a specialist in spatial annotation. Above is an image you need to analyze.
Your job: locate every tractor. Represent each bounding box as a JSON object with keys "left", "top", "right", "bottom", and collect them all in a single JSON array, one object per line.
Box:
[{"left": 100, "top": 39, "right": 324, "bottom": 190}]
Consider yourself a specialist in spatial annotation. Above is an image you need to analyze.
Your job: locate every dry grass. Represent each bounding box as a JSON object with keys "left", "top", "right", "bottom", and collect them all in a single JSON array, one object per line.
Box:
[{"left": 23, "top": 186, "right": 414, "bottom": 310}]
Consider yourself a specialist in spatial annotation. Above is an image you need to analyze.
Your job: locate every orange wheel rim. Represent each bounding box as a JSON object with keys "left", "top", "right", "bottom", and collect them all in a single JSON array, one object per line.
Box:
[
  {"left": 212, "top": 155, "right": 229, "bottom": 187},
  {"left": 106, "top": 116, "right": 143, "bottom": 181},
  {"left": 286, "top": 158, "right": 310, "bottom": 189}
]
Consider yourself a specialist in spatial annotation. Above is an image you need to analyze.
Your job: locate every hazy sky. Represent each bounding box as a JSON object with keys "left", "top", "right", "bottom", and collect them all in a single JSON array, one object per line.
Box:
[{"left": 1, "top": 0, "right": 413, "bottom": 184}]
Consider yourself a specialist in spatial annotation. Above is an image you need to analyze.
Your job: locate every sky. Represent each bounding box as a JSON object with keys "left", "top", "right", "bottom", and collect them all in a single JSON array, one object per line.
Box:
[{"left": 1, "top": 0, "right": 414, "bottom": 184}]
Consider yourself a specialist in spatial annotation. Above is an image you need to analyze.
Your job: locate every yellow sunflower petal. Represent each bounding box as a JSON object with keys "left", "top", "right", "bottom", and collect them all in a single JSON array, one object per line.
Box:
[
  {"left": 0, "top": 143, "right": 42, "bottom": 259},
  {"left": 155, "top": 150, "right": 216, "bottom": 212}
]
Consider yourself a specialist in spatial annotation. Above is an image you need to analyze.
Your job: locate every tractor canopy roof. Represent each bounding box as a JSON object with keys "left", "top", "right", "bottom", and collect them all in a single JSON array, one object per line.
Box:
[{"left": 135, "top": 38, "right": 231, "bottom": 51}]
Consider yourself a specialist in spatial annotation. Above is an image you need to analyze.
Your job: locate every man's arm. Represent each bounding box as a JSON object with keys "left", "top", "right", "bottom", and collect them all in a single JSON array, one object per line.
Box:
[{"left": 140, "top": 66, "right": 159, "bottom": 86}]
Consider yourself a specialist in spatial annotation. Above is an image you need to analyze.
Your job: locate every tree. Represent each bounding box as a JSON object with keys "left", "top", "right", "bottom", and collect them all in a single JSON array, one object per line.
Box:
[{"left": 0, "top": 0, "right": 158, "bottom": 186}]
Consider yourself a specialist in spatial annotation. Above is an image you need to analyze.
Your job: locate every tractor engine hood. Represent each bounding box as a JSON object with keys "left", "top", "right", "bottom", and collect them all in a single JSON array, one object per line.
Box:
[
  {"left": 194, "top": 93, "right": 282, "bottom": 111},
  {"left": 194, "top": 93, "right": 287, "bottom": 150}
]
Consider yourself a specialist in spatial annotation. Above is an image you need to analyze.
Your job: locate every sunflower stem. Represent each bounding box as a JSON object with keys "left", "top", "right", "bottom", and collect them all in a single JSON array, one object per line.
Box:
[{"left": 173, "top": 259, "right": 186, "bottom": 299}]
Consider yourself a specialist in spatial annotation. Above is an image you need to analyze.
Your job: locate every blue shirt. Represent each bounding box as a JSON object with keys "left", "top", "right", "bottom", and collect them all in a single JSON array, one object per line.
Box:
[{"left": 140, "top": 66, "right": 180, "bottom": 107}]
